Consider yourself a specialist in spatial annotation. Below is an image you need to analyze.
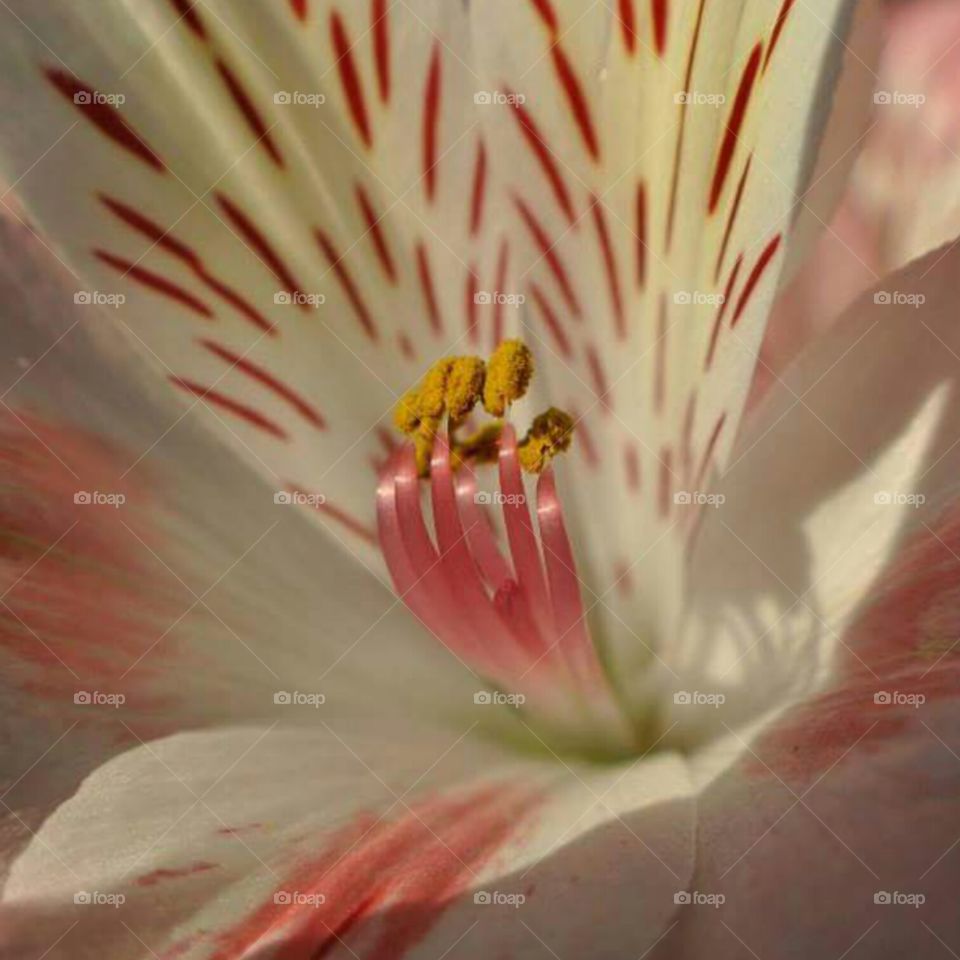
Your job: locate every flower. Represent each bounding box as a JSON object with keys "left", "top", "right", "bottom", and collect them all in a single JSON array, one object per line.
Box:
[{"left": 0, "top": 1, "right": 959, "bottom": 959}]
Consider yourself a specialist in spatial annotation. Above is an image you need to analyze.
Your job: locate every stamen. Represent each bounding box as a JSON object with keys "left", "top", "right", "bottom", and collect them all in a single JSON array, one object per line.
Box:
[
  {"left": 483, "top": 339, "right": 534, "bottom": 417},
  {"left": 518, "top": 407, "right": 575, "bottom": 474},
  {"left": 379, "top": 346, "right": 628, "bottom": 746}
]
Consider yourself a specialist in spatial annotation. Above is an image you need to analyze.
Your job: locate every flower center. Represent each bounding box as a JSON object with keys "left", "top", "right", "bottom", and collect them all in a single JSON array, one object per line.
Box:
[{"left": 376, "top": 344, "right": 653, "bottom": 760}]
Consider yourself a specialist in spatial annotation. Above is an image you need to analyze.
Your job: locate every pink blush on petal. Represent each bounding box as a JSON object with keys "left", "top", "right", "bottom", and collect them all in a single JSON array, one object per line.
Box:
[
  {"left": 750, "top": 505, "right": 960, "bottom": 782},
  {"left": 0, "top": 410, "right": 178, "bottom": 725},
  {"left": 205, "top": 783, "right": 541, "bottom": 960}
]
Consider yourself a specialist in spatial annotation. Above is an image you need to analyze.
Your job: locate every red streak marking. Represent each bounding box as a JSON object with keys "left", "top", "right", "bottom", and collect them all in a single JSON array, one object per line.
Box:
[
  {"left": 714, "top": 154, "right": 752, "bottom": 282},
  {"left": 137, "top": 862, "right": 217, "bottom": 887},
  {"left": 217, "top": 194, "right": 306, "bottom": 309},
  {"left": 492, "top": 240, "right": 510, "bottom": 346},
  {"left": 372, "top": 0, "right": 391, "bottom": 102},
  {"left": 658, "top": 446, "right": 673, "bottom": 518},
  {"left": 170, "top": 377, "right": 288, "bottom": 439},
  {"left": 423, "top": 45, "right": 442, "bottom": 203},
  {"left": 466, "top": 265, "right": 480, "bottom": 345},
  {"left": 732, "top": 234, "right": 782, "bottom": 326},
  {"left": 169, "top": 0, "right": 206, "bottom": 37},
  {"left": 636, "top": 181, "right": 648, "bottom": 289},
  {"left": 201, "top": 340, "right": 326, "bottom": 429},
  {"left": 509, "top": 99, "right": 577, "bottom": 225},
  {"left": 46, "top": 70, "right": 164, "bottom": 172},
  {"left": 470, "top": 139, "right": 488, "bottom": 236},
  {"left": 514, "top": 196, "right": 581, "bottom": 318},
  {"left": 216, "top": 823, "right": 262, "bottom": 836},
  {"left": 694, "top": 414, "right": 726, "bottom": 491},
  {"left": 625, "top": 443, "right": 641, "bottom": 493},
  {"left": 416, "top": 243, "right": 443, "bottom": 335},
  {"left": 591, "top": 197, "right": 625, "bottom": 338},
  {"left": 530, "top": 0, "right": 559, "bottom": 34},
  {"left": 100, "top": 195, "right": 276, "bottom": 335},
  {"left": 315, "top": 229, "right": 379, "bottom": 340},
  {"left": 704, "top": 253, "right": 742, "bottom": 370},
  {"left": 619, "top": 0, "right": 637, "bottom": 54},
  {"left": 665, "top": 0, "right": 707, "bottom": 248},
  {"left": 586, "top": 344, "right": 612, "bottom": 415},
  {"left": 654, "top": 293, "right": 668, "bottom": 414},
  {"left": 355, "top": 184, "right": 397, "bottom": 282},
  {"left": 764, "top": 0, "right": 797, "bottom": 71},
  {"left": 397, "top": 332, "right": 416, "bottom": 361},
  {"left": 530, "top": 284, "right": 572, "bottom": 358},
  {"left": 216, "top": 60, "right": 283, "bottom": 167},
  {"left": 709, "top": 43, "right": 763, "bottom": 215},
  {"left": 651, "top": 0, "right": 669, "bottom": 55},
  {"left": 573, "top": 412, "right": 600, "bottom": 468},
  {"left": 290, "top": 0, "right": 308, "bottom": 20},
  {"left": 551, "top": 46, "right": 601, "bottom": 161},
  {"left": 331, "top": 12, "right": 372, "bottom": 147},
  {"left": 287, "top": 487, "right": 378, "bottom": 547},
  {"left": 95, "top": 250, "right": 213, "bottom": 318}
]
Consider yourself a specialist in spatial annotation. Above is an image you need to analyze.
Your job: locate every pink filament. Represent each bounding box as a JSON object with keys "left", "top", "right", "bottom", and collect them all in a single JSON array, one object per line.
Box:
[{"left": 376, "top": 429, "right": 615, "bottom": 708}]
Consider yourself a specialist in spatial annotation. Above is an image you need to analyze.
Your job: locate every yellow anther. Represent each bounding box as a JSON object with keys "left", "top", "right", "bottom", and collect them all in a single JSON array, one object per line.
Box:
[
  {"left": 394, "top": 389, "right": 425, "bottom": 436},
  {"left": 391, "top": 343, "right": 572, "bottom": 478},
  {"left": 417, "top": 359, "right": 454, "bottom": 421},
  {"left": 518, "top": 407, "right": 575, "bottom": 474},
  {"left": 483, "top": 340, "right": 534, "bottom": 417},
  {"left": 444, "top": 357, "right": 486, "bottom": 422}
]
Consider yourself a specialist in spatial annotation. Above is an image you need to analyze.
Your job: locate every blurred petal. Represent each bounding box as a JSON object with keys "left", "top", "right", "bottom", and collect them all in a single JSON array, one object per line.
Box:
[
  {"left": 1, "top": 720, "right": 694, "bottom": 960},
  {"left": 652, "top": 502, "right": 960, "bottom": 959},
  {"left": 676, "top": 238, "right": 960, "bottom": 730},
  {"left": 0, "top": 207, "right": 483, "bottom": 784}
]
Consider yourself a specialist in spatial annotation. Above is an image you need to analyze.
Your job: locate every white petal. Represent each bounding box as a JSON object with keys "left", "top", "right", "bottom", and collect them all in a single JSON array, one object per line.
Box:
[
  {"left": 678, "top": 238, "right": 960, "bottom": 727},
  {"left": 655, "top": 503, "right": 960, "bottom": 958},
  {"left": 0, "top": 211, "right": 474, "bottom": 751},
  {"left": 2, "top": 720, "right": 694, "bottom": 959},
  {"left": 0, "top": 0, "right": 517, "bottom": 558}
]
